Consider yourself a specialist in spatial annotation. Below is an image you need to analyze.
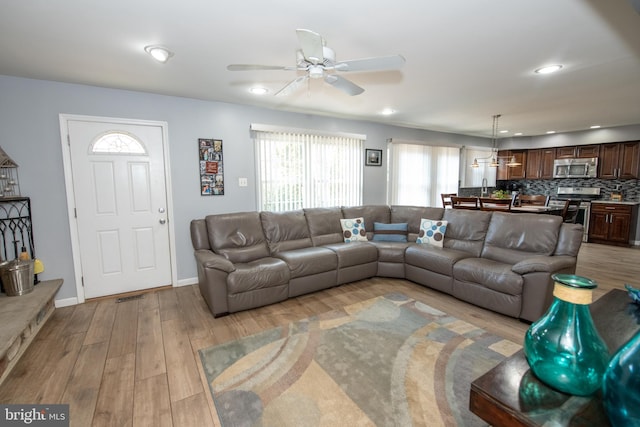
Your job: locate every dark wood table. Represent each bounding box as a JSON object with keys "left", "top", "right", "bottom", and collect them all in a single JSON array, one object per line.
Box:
[{"left": 469, "top": 289, "right": 640, "bottom": 426}]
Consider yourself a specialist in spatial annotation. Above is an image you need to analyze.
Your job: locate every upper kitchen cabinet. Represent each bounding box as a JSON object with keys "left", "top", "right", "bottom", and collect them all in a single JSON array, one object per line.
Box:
[
  {"left": 497, "top": 150, "right": 527, "bottom": 180},
  {"left": 599, "top": 141, "right": 640, "bottom": 179},
  {"left": 555, "top": 144, "right": 600, "bottom": 159},
  {"left": 526, "top": 148, "right": 555, "bottom": 179}
]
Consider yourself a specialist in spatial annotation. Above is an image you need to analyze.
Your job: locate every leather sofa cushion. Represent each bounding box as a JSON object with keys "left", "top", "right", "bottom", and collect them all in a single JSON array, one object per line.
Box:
[
  {"left": 391, "top": 206, "right": 445, "bottom": 241},
  {"left": 442, "top": 209, "right": 493, "bottom": 257},
  {"left": 260, "top": 210, "right": 312, "bottom": 253},
  {"left": 227, "top": 257, "right": 290, "bottom": 294},
  {"left": 342, "top": 205, "right": 391, "bottom": 240},
  {"left": 304, "top": 207, "right": 344, "bottom": 246},
  {"left": 205, "top": 212, "right": 270, "bottom": 263},
  {"left": 482, "top": 212, "right": 562, "bottom": 264},
  {"left": 322, "top": 242, "right": 378, "bottom": 268},
  {"left": 405, "top": 245, "right": 474, "bottom": 276},
  {"left": 190, "top": 219, "right": 210, "bottom": 250},
  {"left": 453, "top": 258, "right": 524, "bottom": 295},
  {"left": 275, "top": 247, "right": 338, "bottom": 278},
  {"left": 554, "top": 223, "right": 583, "bottom": 257},
  {"left": 369, "top": 241, "right": 411, "bottom": 263}
]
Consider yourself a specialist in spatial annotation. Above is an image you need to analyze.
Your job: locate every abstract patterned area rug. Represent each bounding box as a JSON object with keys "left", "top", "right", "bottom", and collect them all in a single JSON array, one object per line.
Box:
[{"left": 199, "top": 293, "right": 521, "bottom": 427}]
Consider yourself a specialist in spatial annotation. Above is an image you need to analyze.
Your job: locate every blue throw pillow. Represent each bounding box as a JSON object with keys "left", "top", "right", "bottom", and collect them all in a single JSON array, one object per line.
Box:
[{"left": 372, "top": 222, "right": 408, "bottom": 242}]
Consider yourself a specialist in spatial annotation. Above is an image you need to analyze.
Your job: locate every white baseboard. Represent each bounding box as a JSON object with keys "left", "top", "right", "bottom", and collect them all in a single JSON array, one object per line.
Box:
[
  {"left": 177, "top": 277, "right": 198, "bottom": 287},
  {"left": 55, "top": 297, "right": 79, "bottom": 308}
]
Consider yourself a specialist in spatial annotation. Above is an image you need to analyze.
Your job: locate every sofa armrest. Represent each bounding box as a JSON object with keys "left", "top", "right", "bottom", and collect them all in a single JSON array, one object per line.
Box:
[
  {"left": 194, "top": 249, "right": 235, "bottom": 273},
  {"left": 512, "top": 255, "right": 576, "bottom": 275}
]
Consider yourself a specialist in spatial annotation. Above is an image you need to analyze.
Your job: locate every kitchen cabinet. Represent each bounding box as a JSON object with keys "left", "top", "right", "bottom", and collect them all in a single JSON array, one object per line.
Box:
[
  {"left": 588, "top": 203, "right": 635, "bottom": 246},
  {"left": 497, "top": 150, "right": 526, "bottom": 180},
  {"left": 526, "top": 148, "right": 555, "bottom": 179},
  {"left": 599, "top": 141, "right": 640, "bottom": 179},
  {"left": 577, "top": 145, "right": 601, "bottom": 158},
  {"left": 555, "top": 144, "right": 600, "bottom": 159}
]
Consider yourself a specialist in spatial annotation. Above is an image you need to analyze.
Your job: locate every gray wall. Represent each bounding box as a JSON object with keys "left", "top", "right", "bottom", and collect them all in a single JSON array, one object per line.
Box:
[{"left": 0, "top": 75, "right": 488, "bottom": 302}]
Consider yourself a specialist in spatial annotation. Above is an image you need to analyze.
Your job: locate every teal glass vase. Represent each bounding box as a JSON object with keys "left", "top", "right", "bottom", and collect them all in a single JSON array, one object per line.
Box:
[
  {"left": 523, "top": 274, "right": 609, "bottom": 396},
  {"left": 603, "top": 330, "right": 640, "bottom": 426}
]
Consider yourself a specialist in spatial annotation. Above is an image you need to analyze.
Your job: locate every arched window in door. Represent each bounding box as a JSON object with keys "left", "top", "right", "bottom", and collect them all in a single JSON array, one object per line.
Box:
[{"left": 91, "top": 132, "right": 147, "bottom": 154}]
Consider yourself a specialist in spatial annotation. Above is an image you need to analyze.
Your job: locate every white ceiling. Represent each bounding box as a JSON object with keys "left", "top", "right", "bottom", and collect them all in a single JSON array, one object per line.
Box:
[{"left": 1, "top": 0, "right": 639, "bottom": 138}]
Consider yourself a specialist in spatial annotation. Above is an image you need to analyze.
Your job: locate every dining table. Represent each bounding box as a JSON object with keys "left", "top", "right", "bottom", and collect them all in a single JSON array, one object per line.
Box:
[{"left": 510, "top": 205, "right": 563, "bottom": 215}]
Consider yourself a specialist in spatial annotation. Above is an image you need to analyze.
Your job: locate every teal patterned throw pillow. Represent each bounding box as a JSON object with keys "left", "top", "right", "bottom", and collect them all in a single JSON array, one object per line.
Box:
[
  {"left": 417, "top": 218, "right": 448, "bottom": 247},
  {"left": 340, "top": 217, "right": 368, "bottom": 242}
]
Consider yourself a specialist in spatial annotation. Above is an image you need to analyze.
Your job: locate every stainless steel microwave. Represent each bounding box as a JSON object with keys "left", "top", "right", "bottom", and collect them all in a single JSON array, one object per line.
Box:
[{"left": 553, "top": 157, "right": 598, "bottom": 178}]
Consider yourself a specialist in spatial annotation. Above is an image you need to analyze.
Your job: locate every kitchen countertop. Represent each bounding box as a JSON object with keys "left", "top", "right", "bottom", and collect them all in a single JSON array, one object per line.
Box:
[{"left": 591, "top": 200, "right": 640, "bottom": 205}]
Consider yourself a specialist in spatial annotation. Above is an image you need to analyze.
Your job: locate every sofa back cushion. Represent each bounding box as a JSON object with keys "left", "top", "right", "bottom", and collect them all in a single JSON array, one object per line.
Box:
[
  {"left": 554, "top": 223, "right": 583, "bottom": 257},
  {"left": 260, "top": 210, "right": 313, "bottom": 253},
  {"left": 304, "top": 207, "right": 344, "bottom": 246},
  {"left": 482, "top": 212, "right": 562, "bottom": 264},
  {"left": 391, "top": 206, "right": 444, "bottom": 241},
  {"left": 442, "top": 209, "right": 492, "bottom": 256},
  {"left": 342, "top": 205, "right": 391, "bottom": 240},
  {"left": 205, "top": 212, "right": 270, "bottom": 263},
  {"left": 190, "top": 219, "right": 211, "bottom": 250}
]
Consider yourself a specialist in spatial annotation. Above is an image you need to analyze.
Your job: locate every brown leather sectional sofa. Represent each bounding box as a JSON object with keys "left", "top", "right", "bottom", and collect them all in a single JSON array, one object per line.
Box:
[{"left": 190, "top": 205, "right": 583, "bottom": 322}]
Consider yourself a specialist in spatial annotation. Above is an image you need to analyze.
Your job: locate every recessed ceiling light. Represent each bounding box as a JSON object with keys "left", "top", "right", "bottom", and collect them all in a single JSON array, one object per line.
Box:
[
  {"left": 499, "top": 130, "right": 509, "bottom": 134},
  {"left": 249, "top": 86, "right": 269, "bottom": 95},
  {"left": 590, "top": 125, "right": 601, "bottom": 129},
  {"left": 535, "top": 64, "right": 563, "bottom": 74},
  {"left": 381, "top": 108, "right": 396, "bottom": 116},
  {"left": 546, "top": 131, "right": 556, "bottom": 134},
  {"left": 144, "top": 45, "right": 174, "bottom": 63},
  {"left": 514, "top": 132, "right": 523, "bottom": 136}
]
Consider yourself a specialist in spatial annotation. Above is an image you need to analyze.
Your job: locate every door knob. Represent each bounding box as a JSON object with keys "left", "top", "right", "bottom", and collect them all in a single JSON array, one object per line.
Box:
[{"left": 159, "top": 218, "right": 166, "bottom": 224}]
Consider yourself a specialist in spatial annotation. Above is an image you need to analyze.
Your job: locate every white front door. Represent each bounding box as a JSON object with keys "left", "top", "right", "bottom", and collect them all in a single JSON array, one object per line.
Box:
[{"left": 62, "top": 116, "right": 174, "bottom": 300}]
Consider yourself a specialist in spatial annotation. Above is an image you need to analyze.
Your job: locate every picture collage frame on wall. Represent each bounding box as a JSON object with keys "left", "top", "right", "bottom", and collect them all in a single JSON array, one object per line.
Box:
[{"left": 199, "top": 138, "right": 224, "bottom": 195}]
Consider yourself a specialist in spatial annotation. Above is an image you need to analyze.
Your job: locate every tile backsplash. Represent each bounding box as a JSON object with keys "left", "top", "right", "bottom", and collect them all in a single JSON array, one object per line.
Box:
[{"left": 460, "top": 178, "right": 639, "bottom": 201}]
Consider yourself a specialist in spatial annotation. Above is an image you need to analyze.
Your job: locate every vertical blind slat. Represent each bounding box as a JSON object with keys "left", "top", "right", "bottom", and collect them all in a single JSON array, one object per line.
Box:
[{"left": 256, "top": 130, "right": 363, "bottom": 211}]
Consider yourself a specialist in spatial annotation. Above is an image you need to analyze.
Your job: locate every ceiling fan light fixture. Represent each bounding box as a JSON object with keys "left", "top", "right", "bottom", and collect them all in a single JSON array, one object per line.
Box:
[
  {"left": 309, "top": 65, "right": 324, "bottom": 79},
  {"left": 144, "top": 45, "right": 173, "bottom": 63}
]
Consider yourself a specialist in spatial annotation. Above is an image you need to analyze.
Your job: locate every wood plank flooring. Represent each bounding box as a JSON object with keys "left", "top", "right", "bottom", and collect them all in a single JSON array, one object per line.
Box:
[{"left": 0, "top": 242, "right": 637, "bottom": 426}]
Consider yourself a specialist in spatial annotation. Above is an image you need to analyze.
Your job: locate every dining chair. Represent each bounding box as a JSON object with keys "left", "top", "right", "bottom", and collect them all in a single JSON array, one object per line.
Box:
[
  {"left": 441, "top": 193, "right": 457, "bottom": 209},
  {"left": 451, "top": 196, "right": 479, "bottom": 209},
  {"left": 517, "top": 194, "right": 550, "bottom": 207},
  {"left": 561, "top": 199, "right": 582, "bottom": 223},
  {"left": 479, "top": 195, "right": 515, "bottom": 211}
]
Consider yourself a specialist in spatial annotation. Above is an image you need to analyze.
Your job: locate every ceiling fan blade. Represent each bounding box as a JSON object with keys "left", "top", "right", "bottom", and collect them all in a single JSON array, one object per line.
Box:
[
  {"left": 275, "top": 75, "right": 309, "bottom": 96},
  {"left": 324, "top": 74, "right": 364, "bottom": 96},
  {"left": 227, "top": 64, "right": 293, "bottom": 71},
  {"left": 334, "top": 55, "right": 406, "bottom": 72},
  {"left": 296, "top": 29, "right": 324, "bottom": 64}
]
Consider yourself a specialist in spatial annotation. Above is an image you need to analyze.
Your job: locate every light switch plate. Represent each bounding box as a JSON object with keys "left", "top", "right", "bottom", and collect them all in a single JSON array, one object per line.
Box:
[{"left": 238, "top": 177, "right": 248, "bottom": 187}]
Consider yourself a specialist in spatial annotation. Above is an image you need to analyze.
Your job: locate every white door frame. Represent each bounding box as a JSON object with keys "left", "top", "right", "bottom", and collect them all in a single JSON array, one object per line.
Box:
[{"left": 59, "top": 114, "right": 177, "bottom": 304}]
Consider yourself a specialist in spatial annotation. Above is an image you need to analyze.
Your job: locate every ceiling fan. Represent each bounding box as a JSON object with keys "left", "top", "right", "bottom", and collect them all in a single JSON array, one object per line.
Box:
[{"left": 227, "top": 29, "right": 405, "bottom": 96}]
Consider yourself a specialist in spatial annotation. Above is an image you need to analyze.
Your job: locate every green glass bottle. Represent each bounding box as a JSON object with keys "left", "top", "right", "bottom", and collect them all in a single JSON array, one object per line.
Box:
[{"left": 523, "top": 274, "right": 609, "bottom": 396}]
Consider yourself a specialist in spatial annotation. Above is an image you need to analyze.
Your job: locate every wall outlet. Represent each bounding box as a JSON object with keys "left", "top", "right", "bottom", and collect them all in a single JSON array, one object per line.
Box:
[{"left": 238, "top": 177, "right": 248, "bottom": 187}]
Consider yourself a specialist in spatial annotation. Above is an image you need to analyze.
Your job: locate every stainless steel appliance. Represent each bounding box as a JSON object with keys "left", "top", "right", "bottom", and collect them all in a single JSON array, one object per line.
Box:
[
  {"left": 553, "top": 158, "right": 598, "bottom": 178},
  {"left": 548, "top": 187, "right": 601, "bottom": 242}
]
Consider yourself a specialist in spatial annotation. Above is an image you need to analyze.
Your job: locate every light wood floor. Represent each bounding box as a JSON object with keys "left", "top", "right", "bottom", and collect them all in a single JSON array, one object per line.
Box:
[{"left": 0, "top": 242, "right": 637, "bottom": 426}]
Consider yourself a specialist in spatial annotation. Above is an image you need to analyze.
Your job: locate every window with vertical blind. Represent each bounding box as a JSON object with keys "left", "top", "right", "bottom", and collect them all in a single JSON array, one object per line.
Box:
[
  {"left": 253, "top": 125, "right": 364, "bottom": 211},
  {"left": 387, "top": 141, "right": 460, "bottom": 207}
]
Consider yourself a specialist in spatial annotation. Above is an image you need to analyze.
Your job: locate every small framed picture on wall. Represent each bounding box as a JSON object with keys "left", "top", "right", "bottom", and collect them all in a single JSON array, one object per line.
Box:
[{"left": 365, "top": 149, "right": 383, "bottom": 166}]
